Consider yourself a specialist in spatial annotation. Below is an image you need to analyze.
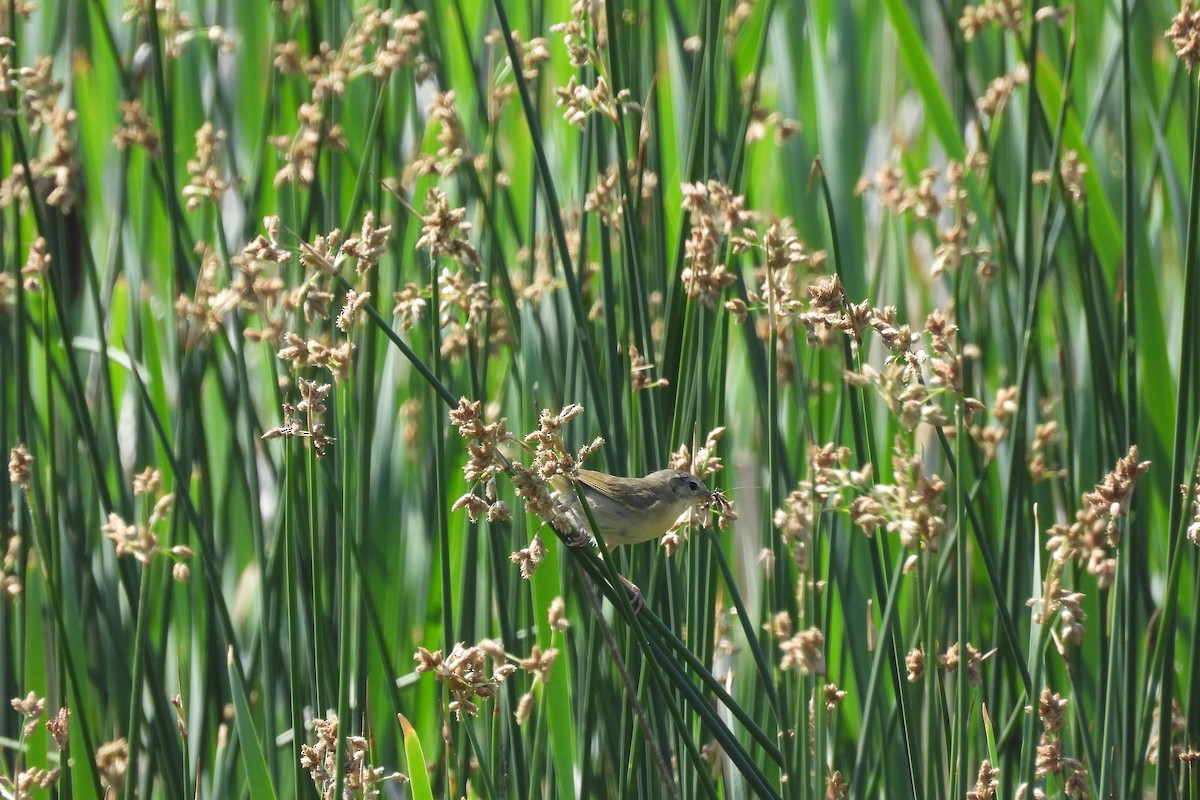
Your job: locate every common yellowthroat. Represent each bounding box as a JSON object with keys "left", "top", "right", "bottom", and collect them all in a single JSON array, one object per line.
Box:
[
  {"left": 553, "top": 468, "right": 715, "bottom": 546},
  {"left": 551, "top": 468, "right": 717, "bottom": 611}
]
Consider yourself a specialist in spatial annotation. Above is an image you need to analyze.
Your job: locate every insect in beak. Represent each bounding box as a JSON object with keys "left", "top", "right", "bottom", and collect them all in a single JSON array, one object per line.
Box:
[{"left": 708, "top": 489, "right": 731, "bottom": 514}]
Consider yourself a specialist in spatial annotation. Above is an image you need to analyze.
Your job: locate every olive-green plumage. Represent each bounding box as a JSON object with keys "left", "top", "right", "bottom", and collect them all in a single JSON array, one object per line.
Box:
[{"left": 553, "top": 468, "right": 713, "bottom": 546}]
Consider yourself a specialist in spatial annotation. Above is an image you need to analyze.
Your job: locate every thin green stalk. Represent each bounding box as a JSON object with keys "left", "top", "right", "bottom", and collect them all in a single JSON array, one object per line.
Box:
[
  {"left": 1118, "top": 3, "right": 1145, "bottom": 791},
  {"left": 280, "top": 438, "right": 307, "bottom": 796},
  {"left": 333, "top": 377, "right": 356, "bottom": 800},
  {"left": 954, "top": 399, "right": 968, "bottom": 800}
]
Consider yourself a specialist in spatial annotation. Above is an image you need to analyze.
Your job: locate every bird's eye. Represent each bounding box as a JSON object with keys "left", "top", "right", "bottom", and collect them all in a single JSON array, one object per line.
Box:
[{"left": 687, "top": 479, "right": 700, "bottom": 492}]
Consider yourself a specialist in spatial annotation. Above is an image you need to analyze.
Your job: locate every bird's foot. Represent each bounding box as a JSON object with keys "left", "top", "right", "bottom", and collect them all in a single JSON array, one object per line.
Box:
[
  {"left": 565, "top": 527, "right": 592, "bottom": 548},
  {"left": 619, "top": 574, "right": 647, "bottom": 614}
]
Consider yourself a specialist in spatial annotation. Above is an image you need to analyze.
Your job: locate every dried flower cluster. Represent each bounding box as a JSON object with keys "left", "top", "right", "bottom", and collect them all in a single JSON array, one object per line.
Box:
[
  {"left": 826, "top": 770, "right": 850, "bottom": 799},
  {"left": 0, "top": 2, "right": 35, "bottom": 36},
  {"left": 765, "top": 437, "right": 948, "bottom": 589},
  {"left": 271, "top": 7, "right": 427, "bottom": 186},
  {"left": 8, "top": 443, "right": 32, "bottom": 489},
  {"left": 390, "top": 188, "right": 513, "bottom": 360},
  {"left": 436, "top": 267, "right": 497, "bottom": 360},
  {"left": 849, "top": 440, "right": 947, "bottom": 559},
  {"left": 413, "top": 629, "right": 565, "bottom": 728},
  {"left": 1029, "top": 568, "right": 1087, "bottom": 648},
  {"left": 1188, "top": 459, "right": 1200, "bottom": 545},
  {"left": 778, "top": 626, "right": 826, "bottom": 675},
  {"left": 270, "top": 102, "right": 346, "bottom": 188},
  {"left": 1168, "top": 2, "right": 1200, "bottom": 71},
  {"left": 821, "top": 683, "right": 849, "bottom": 713},
  {"left": 1015, "top": 688, "right": 1088, "bottom": 797},
  {"left": 509, "top": 533, "right": 547, "bottom": 579},
  {"left": 525, "top": 403, "right": 604, "bottom": 491},
  {"left": 584, "top": 163, "right": 622, "bottom": 228},
  {"left": 905, "top": 647, "right": 925, "bottom": 682},
  {"left": 1, "top": 693, "right": 65, "bottom": 796},
  {"left": 178, "top": 210, "right": 378, "bottom": 355},
  {"left": 959, "top": 0, "right": 1023, "bottom": 40},
  {"left": 966, "top": 760, "right": 1000, "bottom": 800},
  {"left": 628, "top": 344, "right": 668, "bottom": 392},
  {"left": 10, "top": 691, "right": 42, "bottom": 736},
  {"left": 342, "top": 211, "right": 392, "bottom": 276},
  {"left": 967, "top": 384, "right": 1018, "bottom": 464},
  {"left": 772, "top": 444, "right": 863, "bottom": 574},
  {"left": 1028, "top": 417, "right": 1063, "bottom": 483},
  {"left": 763, "top": 611, "right": 791, "bottom": 645},
  {"left": 723, "top": 1, "right": 758, "bottom": 42},
  {"left": 121, "top": 0, "right": 235, "bottom": 60},
  {"left": 95, "top": 737, "right": 129, "bottom": 793},
  {"left": 0, "top": 50, "right": 81, "bottom": 213},
  {"left": 450, "top": 398, "right": 509, "bottom": 483},
  {"left": 1034, "top": 446, "right": 1151, "bottom": 648},
  {"left": 300, "top": 715, "right": 405, "bottom": 799},
  {"left": 183, "top": 122, "right": 230, "bottom": 211},
  {"left": 2, "top": 536, "right": 23, "bottom": 601},
  {"left": 555, "top": 73, "right": 619, "bottom": 128},
  {"left": 550, "top": 0, "right": 603, "bottom": 68},
  {"left": 101, "top": 468, "right": 193, "bottom": 581},
  {"left": 728, "top": 218, "right": 828, "bottom": 377},
  {"left": 112, "top": 99, "right": 161, "bottom": 155},
  {"left": 856, "top": 157, "right": 993, "bottom": 279},
  {"left": 513, "top": 403, "right": 606, "bottom": 538},
  {"left": 20, "top": 236, "right": 49, "bottom": 294},
  {"left": 663, "top": 426, "right": 737, "bottom": 550},
  {"left": 279, "top": 218, "right": 383, "bottom": 368},
  {"left": 175, "top": 241, "right": 258, "bottom": 350},
  {"left": 46, "top": 705, "right": 69, "bottom": 749},
  {"left": 742, "top": 78, "right": 800, "bottom": 147},
  {"left": 1147, "top": 697, "right": 1187, "bottom": 765},
  {"left": 936, "top": 641, "right": 993, "bottom": 687},
  {"left": 446, "top": 398, "right": 521, "bottom": 528},
  {"left": 196, "top": 211, "right": 390, "bottom": 454},
  {"left": 262, "top": 378, "right": 335, "bottom": 458},
  {"left": 1034, "top": 150, "right": 1089, "bottom": 204},
  {"left": 1082, "top": 445, "right": 1151, "bottom": 545},
  {"left": 1059, "top": 150, "right": 1089, "bottom": 202},
  {"left": 513, "top": 231, "right": 570, "bottom": 308},
  {"left": 485, "top": 27, "right": 551, "bottom": 94},
  {"left": 391, "top": 282, "right": 427, "bottom": 333},
  {"left": 976, "top": 63, "right": 1029, "bottom": 118},
  {"left": 681, "top": 180, "right": 746, "bottom": 307},
  {"left": 841, "top": 306, "right": 981, "bottom": 434},
  {"left": 513, "top": 643, "right": 559, "bottom": 724},
  {"left": 669, "top": 427, "right": 722, "bottom": 479},
  {"left": 547, "top": 596, "right": 570, "bottom": 633},
  {"left": 407, "top": 91, "right": 472, "bottom": 180},
  {"left": 450, "top": 399, "right": 597, "bottom": 568},
  {"left": 413, "top": 641, "right": 519, "bottom": 720},
  {"left": 546, "top": 2, "right": 627, "bottom": 129},
  {"left": 0, "top": 271, "right": 14, "bottom": 319}
]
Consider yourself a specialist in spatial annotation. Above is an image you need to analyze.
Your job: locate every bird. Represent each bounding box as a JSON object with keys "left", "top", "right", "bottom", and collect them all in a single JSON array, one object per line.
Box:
[{"left": 552, "top": 468, "right": 718, "bottom": 610}]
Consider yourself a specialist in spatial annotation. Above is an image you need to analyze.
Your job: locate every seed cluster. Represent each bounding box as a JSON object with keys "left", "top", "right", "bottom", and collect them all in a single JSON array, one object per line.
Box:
[{"left": 300, "top": 715, "right": 406, "bottom": 798}]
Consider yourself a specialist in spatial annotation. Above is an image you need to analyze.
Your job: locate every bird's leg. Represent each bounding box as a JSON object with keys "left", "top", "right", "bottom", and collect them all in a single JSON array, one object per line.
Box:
[
  {"left": 619, "top": 574, "right": 647, "bottom": 614},
  {"left": 565, "top": 523, "right": 645, "bottom": 611}
]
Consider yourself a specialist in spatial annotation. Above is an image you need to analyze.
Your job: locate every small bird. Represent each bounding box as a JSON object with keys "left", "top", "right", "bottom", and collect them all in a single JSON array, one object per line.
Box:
[
  {"left": 554, "top": 468, "right": 715, "bottom": 545},
  {"left": 552, "top": 468, "right": 717, "bottom": 610}
]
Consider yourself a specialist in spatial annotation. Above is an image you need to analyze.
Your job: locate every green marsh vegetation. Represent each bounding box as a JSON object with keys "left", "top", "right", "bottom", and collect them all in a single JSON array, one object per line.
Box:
[{"left": 2, "top": 0, "right": 1199, "bottom": 797}]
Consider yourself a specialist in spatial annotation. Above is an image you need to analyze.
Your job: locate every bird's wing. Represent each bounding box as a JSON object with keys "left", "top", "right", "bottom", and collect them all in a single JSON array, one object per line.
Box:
[{"left": 575, "top": 470, "right": 659, "bottom": 511}]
